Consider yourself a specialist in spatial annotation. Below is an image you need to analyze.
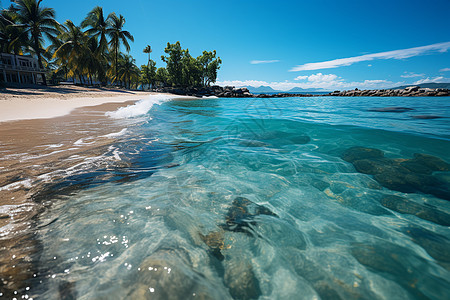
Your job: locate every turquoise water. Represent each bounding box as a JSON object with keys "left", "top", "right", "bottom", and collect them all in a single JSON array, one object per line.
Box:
[{"left": 29, "top": 97, "right": 450, "bottom": 299}]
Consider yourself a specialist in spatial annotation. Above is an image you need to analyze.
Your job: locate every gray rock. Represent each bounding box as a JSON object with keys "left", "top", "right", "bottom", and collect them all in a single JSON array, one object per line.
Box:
[{"left": 405, "top": 86, "right": 420, "bottom": 92}]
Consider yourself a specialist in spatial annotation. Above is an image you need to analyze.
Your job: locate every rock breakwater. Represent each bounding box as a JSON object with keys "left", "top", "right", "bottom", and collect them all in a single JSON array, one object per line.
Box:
[{"left": 155, "top": 85, "right": 450, "bottom": 98}]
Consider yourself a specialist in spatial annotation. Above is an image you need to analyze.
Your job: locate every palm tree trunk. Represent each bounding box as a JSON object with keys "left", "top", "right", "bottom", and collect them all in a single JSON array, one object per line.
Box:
[
  {"left": 34, "top": 36, "right": 47, "bottom": 86},
  {"left": 115, "top": 47, "right": 118, "bottom": 86}
]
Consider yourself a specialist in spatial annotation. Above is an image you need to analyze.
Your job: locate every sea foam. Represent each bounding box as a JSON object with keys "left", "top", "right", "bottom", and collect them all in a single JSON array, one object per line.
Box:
[{"left": 106, "top": 94, "right": 176, "bottom": 119}]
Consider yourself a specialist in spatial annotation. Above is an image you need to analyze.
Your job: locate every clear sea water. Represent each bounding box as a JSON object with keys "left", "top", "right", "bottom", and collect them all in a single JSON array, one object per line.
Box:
[{"left": 20, "top": 96, "right": 450, "bottom": 299}]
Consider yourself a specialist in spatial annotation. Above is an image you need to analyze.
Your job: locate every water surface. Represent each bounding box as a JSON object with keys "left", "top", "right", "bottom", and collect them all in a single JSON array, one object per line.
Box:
[{"left": 5, "top": 96, "right": 450, "bottom": 299}]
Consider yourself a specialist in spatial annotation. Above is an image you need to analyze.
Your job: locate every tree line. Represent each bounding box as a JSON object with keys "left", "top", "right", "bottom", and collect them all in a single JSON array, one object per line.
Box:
[{"left": 0, "top": 0, "right": 221, "bottom": 89}]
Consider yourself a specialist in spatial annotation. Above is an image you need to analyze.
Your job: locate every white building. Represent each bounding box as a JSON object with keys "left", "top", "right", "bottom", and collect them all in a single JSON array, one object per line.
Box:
[{"left": 0, "top": 53, "right": 45, "bottom": 85}]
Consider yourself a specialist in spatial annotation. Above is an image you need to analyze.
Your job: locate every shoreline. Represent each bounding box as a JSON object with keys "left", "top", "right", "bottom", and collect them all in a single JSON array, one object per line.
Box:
[{"left": 0, "top": 85, "right": 159, "bottom": 123}]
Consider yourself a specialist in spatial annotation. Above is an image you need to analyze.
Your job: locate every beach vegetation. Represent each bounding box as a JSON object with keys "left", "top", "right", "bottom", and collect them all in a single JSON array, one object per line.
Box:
[
  {"left": 116, "top": 53, "right": 140, "bottom": 89},
  {"left": 198, "top": 50, "right": 222, "bottom": 87},
  {"left": 53, "top": 20, "right": 92, "bottom": 84},
  {"left": 0, "top": 1, "right": 221, "bottom": 90},
  {"left": 143, "top": 44, "right": 152, "bottom": 66},
  {"left": 107, "top": 13, "right": 134, "bottom": 85},
  {"left": 155, "top": 67, "right": 169, "bottom": 87},
  {"left": 162, "top": 41, "right": 221, "bottom": 88},
  {"left": 141, "top": 59, "right": 156, "bottom": 89},
  {"left": 0, "top": 5, "right": 29, "bottom": 54},
  {"left": 9, "top": 0, "right": 60, "bottom": 85}
]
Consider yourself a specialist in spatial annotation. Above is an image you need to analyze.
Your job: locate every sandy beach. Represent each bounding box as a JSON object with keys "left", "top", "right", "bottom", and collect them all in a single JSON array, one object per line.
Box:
[{"left": 0, "top": 85, "right": 157, "bottom": 123}]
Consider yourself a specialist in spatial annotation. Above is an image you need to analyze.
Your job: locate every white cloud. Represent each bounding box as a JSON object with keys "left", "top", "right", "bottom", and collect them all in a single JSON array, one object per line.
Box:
[
  {"left": 307, "top": 73, "right": 339, "bottom": 82},
  {"left": 294, "top": 75, "right": 308, "bottom": 80},
  {"left": 368, "top": 64, "right": 372, "bottom": 67},
  {"left": 250, "top": 60, "right": 280, "bottom": 64},
  {"left": 290, "top": 41, "right": 450, "bottom": 71},
  {"left": 440, "top": 68, "right": 450, "bottom": 72},
  {"left": 217, "top": 73, "right": 401, "bottom": 91},
  {"left": 401, "top": 72, "right": 425, "bottom": 78},
  {"left": 413, "top": 76, "right": 449, "bottom": 85}
]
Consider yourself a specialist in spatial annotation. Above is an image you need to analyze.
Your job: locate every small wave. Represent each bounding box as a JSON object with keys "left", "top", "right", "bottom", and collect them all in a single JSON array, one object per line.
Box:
[
  {"left": 74, "top": 138, "right": 96, "bottom": 146},
  {"left": 105, "top": 94, "right": 177, "bottom": 119},
  {"left": 0, "top": 179, "right": 33, "bottom": 192},
  {"left": 36, "top": 144, "right": 64, "bottom": 149},
  {"left": 101, "top": 129, "right": 128, "bottom": 138}
]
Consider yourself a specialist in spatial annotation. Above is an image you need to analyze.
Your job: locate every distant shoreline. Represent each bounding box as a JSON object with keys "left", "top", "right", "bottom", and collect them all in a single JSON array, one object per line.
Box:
[
  {"left": 158, "top": 85, "right": 450, "bottom": 98},
  {"left": 1, "top": 84, "right": 449, "bottom": 123}
]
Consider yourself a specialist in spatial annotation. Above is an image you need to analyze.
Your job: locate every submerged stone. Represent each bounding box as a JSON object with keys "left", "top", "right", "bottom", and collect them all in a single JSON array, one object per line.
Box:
[
  {"left": 199, "top": 231, "right": 226, "bottom": 261},
  {"left": 243, "top": 131, "right": 310, "bottom": 147},
  {"left": 222, "top": 197, "right": 278, "bottom": 233},
  {"left": 341, "top": 147, "right": 384, "bottom": 163},
  {"left": 400, "top": 160, "right": 434, "bottom": 174},
  {"left": 313, "top": 281, "right": 343, "bottom": 300},
  {"left": 311, "top": 179, "right": 330, "bottom": 191},
  {"left": 238, "top": 140, "right": 268, "bottom": 148},
  {"left": 411, "top": 115, "right": 443, "bottom": 119},
  {"left": 224, "top": 258, "right": 262, "bottom": 300},
  {"left": 287, "top": 135, "right": 311, "bottom": 145},
  {"left": 342, "top": 147, "right": 450, "bottom": 200},
  {"left": 411, "top": 153, "right": 450, "bottom": 172},
  {"left": 404, "top": 227, "right": 450, "bottom": 269},
  {"left": 351, "top": 242, "right": 429, "bottom": 299},
  {"left": 380, "top": 195, "right": 450, "bottom": 226},
  {"left": 368, "top": 107, "right": 415, "bottom": 112},
  {"left": 130, "top": 249, "right": 228, "bottom": 299},
  {"left": 352, "top": 158, "right": 392, "bottom": 175}
]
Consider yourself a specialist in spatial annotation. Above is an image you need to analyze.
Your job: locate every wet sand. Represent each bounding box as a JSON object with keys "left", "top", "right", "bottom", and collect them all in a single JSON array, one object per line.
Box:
[{"left": 0, "top": 87, "right": 158, "bottom": 295}]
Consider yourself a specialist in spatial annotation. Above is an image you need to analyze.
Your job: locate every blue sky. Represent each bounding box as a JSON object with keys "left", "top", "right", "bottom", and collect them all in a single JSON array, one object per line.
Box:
[{"left": 19, "top": 0, "right": 450, "bottom": 90}]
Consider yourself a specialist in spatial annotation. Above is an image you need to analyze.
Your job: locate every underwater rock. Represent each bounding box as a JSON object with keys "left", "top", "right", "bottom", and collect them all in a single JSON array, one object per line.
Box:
[
  {"left": 129, "top": 249, "right": 228, "bottom": 299},
  {"left": 313, "top": 281, "right": 343, "bottom": 300},
  {"left": 373, "top": 168, "right": 430, "bottom": 193},
  {"left": 411, "top": 115, "right": 444, "bottom": 119},
  {"left": 404, "top": 227, "right": 450, "bottom": 270},
  {"left": 368, "top": 107, "right": 415, "bottom": 112},
  {"left": 351, "top": 242, "right": 432, "bottom": 299},
  {"left": 380, "top": 195, "right": 450, "bottom": 226},
  {"left": 341, "top": 147, "right": 384, "bottom": 163},
  {"left": 222, "top": 197, "right": 278, "bottom": 233},
  {"left": 352, "top": 158, "right": 393, "bottom": 175},
  {"left": 410, "top": 153, "right": 450, "bottom": 172},
  {"left": 223, "top": 257, "right": 262, "bottom": 300},
  {"left": 400, "top": 159, "right": 434, "bottom": 174},
  {"left": 311, "top": 179, "right": 330, "bottom": 191},
  {"left": 342, "top": 147, "right": 450, "bottom": 200},
  {"left": 243, "top": 131, "right": 310, "bottom": 147},
  {"left": 287, "top": 135, "right": 311, "bottom": 145},
  {"left": 198, "top": 197, "right": 271, "bottom": 299},
  {"left": 199, "top": 231, "right": 226, "bottom": 261},
  {"left": 238, "top": 140, "right": 269, "bottom": 148}
]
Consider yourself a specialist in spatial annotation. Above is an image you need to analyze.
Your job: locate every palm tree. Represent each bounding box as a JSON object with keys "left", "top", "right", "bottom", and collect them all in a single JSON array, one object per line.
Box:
[
  {"left": 1, "top": 5, "right": 29, "bottom": 54},
  {"left": 12, "top": 0, "right": 60, "bottom": 85},
  {"left": 81, "top": 6, "right": 112, "bottom": 85},
  {"left": 81, "top": 6, "right": 111, "bottom": 54},
  {"left": 143, "top": 44, "right": 152, "bottom": 67},
  {"left": 53, "top": 20, "right": 91, "bottom": 84},
  {"left": 117, "top": 54, "right": 139, "bottom": 89},
  {"left": 107, "top": 13, "right": 134, "bottom": 84}
]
